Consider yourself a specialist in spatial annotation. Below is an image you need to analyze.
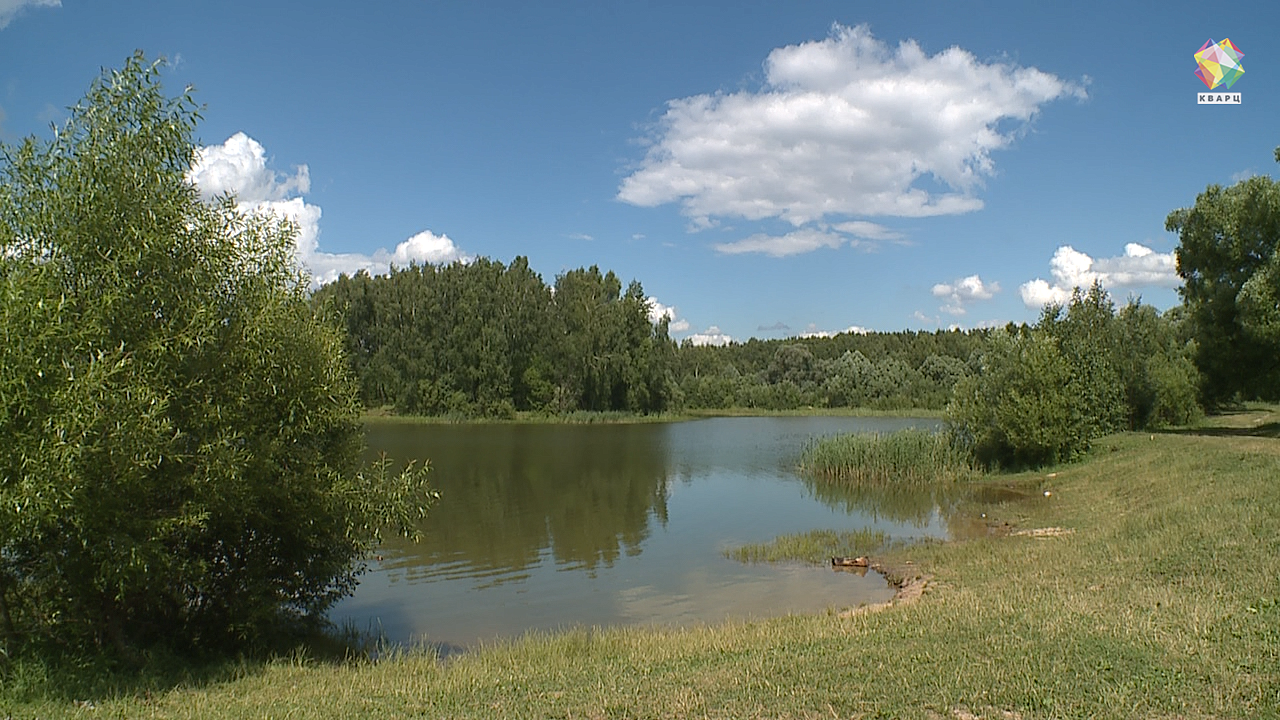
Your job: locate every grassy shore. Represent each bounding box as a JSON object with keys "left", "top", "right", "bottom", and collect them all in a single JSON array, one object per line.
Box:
[{"left": 6, "top": 409, "right": 1280, "bottom": 718}]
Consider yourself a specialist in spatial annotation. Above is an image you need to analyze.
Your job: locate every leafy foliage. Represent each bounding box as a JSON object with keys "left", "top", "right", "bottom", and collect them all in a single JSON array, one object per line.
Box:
[
  {"left": 674, "top": 330, "right": 987, "bottom": 412},
  {"left": 0, "top": 54, "right": 433, "bottom": 657},
  {"left": 313, "top": 261, "right": 678, "bottom": 416},
  {"left": 317, "top": 272, "right": 988, "bottom": 417},
  {"left": 947, "top": 327, "right": 1084, "bottom": 467},
  {"left": 1166, "top": 155, "right": 1280, "bottom": 404},
  {"left": 946, "top": 285, "right": 1200, "bottom": 468}
]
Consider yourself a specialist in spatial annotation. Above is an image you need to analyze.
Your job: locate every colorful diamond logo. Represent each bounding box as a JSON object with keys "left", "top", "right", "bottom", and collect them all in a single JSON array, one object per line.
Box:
[{"left": 1194, "top": 38, "right": 1245, "bottom": 90}]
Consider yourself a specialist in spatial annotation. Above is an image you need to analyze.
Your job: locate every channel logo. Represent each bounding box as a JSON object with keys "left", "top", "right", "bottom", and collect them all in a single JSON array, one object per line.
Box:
[{"left": 1195, "top": 38, "right": 1244, "bottom": 105}]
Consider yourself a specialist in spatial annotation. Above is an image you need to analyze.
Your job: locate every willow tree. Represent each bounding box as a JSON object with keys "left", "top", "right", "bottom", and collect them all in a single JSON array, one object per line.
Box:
[{"left": 0, "top": 54, "right": 433, "bottom": 656}]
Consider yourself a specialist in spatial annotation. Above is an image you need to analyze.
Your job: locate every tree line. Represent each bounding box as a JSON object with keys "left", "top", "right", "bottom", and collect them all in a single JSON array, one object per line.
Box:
[
  {"left": 313, "top": 260, "right": 678, "bottom": 416},
  {"left": 314, "top": 258, "right": 1208, "bottom": 471},
  {"left": 947, "top": 286, "right": 1201, "bottom": 467},
  {"left": 314, "top": 263, "right": 999, "bottom": 416},
  {"left": 673, "top": 330, "right": 987, "bottom": 411}
]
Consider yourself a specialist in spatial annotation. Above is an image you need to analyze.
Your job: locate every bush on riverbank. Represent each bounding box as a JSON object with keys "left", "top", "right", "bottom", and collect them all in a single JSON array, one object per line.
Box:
[
  {"left": 946, "top": 285, "right": 1202, "bottom": 469},
  {"left": 0, "top": 55, "right": 434, "bottom": 660},
  {"left": 799, "top": 429, "right": 977, "bottom": 485}
]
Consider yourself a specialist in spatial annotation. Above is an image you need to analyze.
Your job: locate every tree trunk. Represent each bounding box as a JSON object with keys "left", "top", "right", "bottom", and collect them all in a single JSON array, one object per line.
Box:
[{"left": 0, "top": 576, "right": 17, "bottom": 665}]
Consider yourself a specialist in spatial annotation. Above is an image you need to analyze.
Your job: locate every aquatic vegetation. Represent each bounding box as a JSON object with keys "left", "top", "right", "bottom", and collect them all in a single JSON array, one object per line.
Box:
[
  {"left": 799, "top": 429, "right": 977, "bottom": 486},
  {"left": 725, "top": 528, "right": 891, "bottom": 564}
]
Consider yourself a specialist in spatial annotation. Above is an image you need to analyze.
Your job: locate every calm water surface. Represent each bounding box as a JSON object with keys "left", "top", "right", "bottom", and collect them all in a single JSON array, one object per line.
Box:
[{"left": 330, "top": 416, "right": 951, "bottom": 651}]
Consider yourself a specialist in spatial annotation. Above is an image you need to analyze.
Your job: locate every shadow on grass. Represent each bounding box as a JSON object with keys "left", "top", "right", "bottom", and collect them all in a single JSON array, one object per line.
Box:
[
  {"left": 0, "top": 621, "right": 425, "bottom": 706},
  {"left": 1163, "top": 422, "right": 1280, "bottom": 439},
  {"left": 2, "top": 647, "right": 262, "bottom": 706}
]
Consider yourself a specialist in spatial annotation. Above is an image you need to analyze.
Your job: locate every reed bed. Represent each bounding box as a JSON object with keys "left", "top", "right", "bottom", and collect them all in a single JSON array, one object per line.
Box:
[{"left": 799, "top": 429, "right": 976, "bottom": 486}]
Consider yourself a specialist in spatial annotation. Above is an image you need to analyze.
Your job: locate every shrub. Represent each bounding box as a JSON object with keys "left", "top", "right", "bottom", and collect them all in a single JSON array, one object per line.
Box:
[
  {"left": 946, "top": 330, "right": 1099, "bottom": 468},
  {"left": 947, "top": 286, "right": 1202, "bottom": 469},
  {"left": 0, "top": 54, "right": 433, "bottom": 657}
]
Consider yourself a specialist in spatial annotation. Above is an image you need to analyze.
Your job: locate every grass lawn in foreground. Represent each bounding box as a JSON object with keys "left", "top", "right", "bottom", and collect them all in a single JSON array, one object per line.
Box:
[{"left": 4, "top": 409, "right": 1279, "bottom": 718}]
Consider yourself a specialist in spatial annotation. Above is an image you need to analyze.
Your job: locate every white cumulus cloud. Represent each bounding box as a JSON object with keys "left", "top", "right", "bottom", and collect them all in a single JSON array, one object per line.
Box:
[
  {"left": 190, "top": 132, "right": 310, "bottom": 202},
  {"left": 688, "top": 326, "right": 734, "bottom": 347},
  {"left": 647, "top": 297, "right": 691, "bottom": 333},
  {"left": 932, "top": 274, "right": 1000, "bottom": 316},
  {"left": 190, "top": 133, "right": 470, "bottom": 285},
  {"left": 389, "top": 230, "right": 470, "bottom": 266},
  {"left": 0, "top": 0, "right": 58, "bottom": 30},
  {"left": 1018, "top": 243, "right": 1179, "bottom": 308},
  {"left": 619, "top": 23, "right": 1083, "bottom": 232},
  {"left": 1018, "top": 278, "right": 1070, "bottom": 308}
]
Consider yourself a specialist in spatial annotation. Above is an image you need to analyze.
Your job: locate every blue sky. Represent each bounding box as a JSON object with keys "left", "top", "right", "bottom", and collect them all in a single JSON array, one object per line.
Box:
[{"left": 2, "top": 1, "right": 1277, "bottom": 344}]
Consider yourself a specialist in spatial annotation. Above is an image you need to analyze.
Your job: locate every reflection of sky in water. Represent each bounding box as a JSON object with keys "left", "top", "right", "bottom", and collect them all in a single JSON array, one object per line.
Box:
[{"left": 331, "top": 416, "right": 943, "bottom": 650}]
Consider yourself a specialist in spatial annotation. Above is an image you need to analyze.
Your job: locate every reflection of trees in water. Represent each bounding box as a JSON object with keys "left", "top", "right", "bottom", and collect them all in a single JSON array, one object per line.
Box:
[
  {"left": 801, "top": 473, "right": 1041, "bottom": 540},
  {"left": 799, "top": 474, "right": 968, "bottom": 528},
  {"left": 370, "top": 425, "right": 670, "bottom": 579}
]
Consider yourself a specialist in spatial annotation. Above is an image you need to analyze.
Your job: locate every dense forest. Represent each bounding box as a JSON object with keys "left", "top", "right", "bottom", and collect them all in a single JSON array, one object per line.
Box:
[
  {"left": 312, "top": 254, "right": 1204, "bottom": 433},
  {"left": 673, "top": 329, "right": 988, "bottom": 411},
  {"left": 312, "top": 257, "right": 1004, "bottom": 416},
  {"left": 314, "top": 259, "right": 677, "bottom": 416}
]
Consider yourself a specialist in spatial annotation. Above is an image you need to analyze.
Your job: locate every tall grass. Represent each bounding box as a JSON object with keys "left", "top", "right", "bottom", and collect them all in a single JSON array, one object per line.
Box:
[{"left": 799, "top": 429, "right": 976, "bottom": 486}]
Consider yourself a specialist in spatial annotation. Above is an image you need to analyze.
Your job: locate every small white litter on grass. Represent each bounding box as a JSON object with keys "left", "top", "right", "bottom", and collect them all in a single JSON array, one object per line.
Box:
[{"left": 1011, "top": 527, "right": 1074, "bottom": 538}]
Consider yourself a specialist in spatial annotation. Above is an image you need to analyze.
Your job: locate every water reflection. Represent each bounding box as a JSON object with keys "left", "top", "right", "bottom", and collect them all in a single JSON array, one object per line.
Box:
[
  {"left": 369, "top": 424, "right": 671, "bottom": 581},
  {"left": 801, "top": 480, "right": 964, "bottom": 528},
  {"left": 335, "top": 417, "right": 948, "bottom": 649}
]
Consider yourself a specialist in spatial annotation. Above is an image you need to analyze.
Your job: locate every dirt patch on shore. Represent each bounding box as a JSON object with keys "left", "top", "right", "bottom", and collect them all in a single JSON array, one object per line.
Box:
[
  {"left": 839, "top": 523, "right": 1075, "bottom": 617},
  {"left": 838, "top": 560, "right": 929, "bottom": 617}
]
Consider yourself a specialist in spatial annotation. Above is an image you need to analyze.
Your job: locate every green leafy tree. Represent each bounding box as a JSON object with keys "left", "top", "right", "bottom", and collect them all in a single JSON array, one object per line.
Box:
[
  {"left": 1113, "top": 302, "right": 1202, "bottom": 428},
  {"left": 820, "top": 350, "right": 874, "bottom": 407},
  {"left": 1166, "top": 152, "right": 1280, "bottom": 403},
  {"left": 549, "top": 268, "right": 674, "bottom": 413},
  {"left": 1038, "top": 283, "right": 1127, "bottom": 438},
  {"left": 766, "top": 344, "right": 818, "bottom": 387},
  {"left": 948, "top": 285, "right": 1202, "bottom": 468},
  {"left": 946, "top": 329, "right": 1083, "bottom": 467},
  {"left": 0, "top": 54, "right": 433, "bottom": 656}
]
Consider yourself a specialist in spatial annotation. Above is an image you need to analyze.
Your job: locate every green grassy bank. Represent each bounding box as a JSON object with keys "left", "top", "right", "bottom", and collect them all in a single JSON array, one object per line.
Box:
[{"left": 5, "top": 410, "right": 1279, "bottom": 718}]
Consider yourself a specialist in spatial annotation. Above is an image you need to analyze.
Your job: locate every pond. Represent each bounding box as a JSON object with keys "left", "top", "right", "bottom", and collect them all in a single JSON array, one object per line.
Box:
[{"left": 330, "top": 415, "right": 957, "bottom": 653}]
